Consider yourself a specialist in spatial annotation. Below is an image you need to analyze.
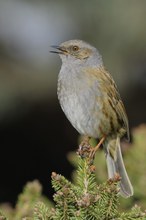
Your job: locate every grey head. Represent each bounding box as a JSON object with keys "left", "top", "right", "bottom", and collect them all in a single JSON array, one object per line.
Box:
[{"left": 51, "top": 39, "right": 103, "bottom": 67}]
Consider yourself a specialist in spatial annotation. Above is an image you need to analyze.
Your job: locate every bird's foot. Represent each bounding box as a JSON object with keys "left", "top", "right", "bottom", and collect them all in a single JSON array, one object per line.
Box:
[
  {"left": 78, "top": 136, "right": 91, "bottom": 158},
  {"left": 89, "top": 136, "right": 105, "bottom": 159},
  {"left": 78, "top": 136, "right": 105, "bottom": 165}
]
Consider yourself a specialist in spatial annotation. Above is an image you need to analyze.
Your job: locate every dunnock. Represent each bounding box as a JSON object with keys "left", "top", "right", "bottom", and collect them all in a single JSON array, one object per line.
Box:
[{"left": 51, "top": 39, "right": 133, "bottom": 198}]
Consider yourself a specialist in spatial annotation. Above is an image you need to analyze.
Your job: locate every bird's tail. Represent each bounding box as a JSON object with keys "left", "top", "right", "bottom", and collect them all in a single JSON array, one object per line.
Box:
[{"left": 104, "top": 137, "right": 133, "bottom": 198}]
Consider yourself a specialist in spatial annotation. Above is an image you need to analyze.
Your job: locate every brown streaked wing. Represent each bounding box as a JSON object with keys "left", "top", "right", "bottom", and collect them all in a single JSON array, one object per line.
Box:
[
  {"left": 101, "top": 68, "right": 129, "bottom": 140},
  {"left": 85, "top": 67, "right": 129, "bottom": 140}
]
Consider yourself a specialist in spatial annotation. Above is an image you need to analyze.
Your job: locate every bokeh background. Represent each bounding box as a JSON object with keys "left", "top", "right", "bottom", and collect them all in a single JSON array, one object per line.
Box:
[{"left": 0, "top": 0, "right": 146, "bottom": 205}]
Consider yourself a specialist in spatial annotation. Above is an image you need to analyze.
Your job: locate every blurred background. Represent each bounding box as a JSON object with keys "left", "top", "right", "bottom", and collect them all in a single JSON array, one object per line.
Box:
[{"left": 0, "top": 0, "right": 146, "bottom": 205}]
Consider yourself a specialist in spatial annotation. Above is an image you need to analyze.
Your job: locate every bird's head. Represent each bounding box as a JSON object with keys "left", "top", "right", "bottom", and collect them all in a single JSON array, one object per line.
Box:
[{"left": 50, "top": 39, "right": 103, "bottom": 67}]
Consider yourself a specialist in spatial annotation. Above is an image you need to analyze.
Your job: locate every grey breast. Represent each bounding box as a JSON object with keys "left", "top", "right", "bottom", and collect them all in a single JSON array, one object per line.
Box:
[{"left": 57, "top": 64, "right": 103, "bottom": 138}]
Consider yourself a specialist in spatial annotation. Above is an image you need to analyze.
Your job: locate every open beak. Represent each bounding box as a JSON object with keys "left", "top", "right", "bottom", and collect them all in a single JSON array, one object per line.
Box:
[{"left": 50, "top": 45, "right": 68, "bottom": 55}]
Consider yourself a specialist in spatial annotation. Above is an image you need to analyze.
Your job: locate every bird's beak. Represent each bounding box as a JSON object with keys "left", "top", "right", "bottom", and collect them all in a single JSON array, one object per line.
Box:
[{"left": 50, "top": 45, "right": 68, "bottom": 55}]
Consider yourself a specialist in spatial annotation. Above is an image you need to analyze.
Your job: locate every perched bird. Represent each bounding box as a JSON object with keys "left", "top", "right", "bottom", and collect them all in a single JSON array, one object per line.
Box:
[{"left": 51, "top": 39, "right": 133, "bottom": 198}]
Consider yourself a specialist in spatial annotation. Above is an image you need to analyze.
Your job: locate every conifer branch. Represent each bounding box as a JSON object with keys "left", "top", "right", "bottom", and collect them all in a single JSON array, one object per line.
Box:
[{"left": 1, "top": 125, "right": 146, "bottom": 219}]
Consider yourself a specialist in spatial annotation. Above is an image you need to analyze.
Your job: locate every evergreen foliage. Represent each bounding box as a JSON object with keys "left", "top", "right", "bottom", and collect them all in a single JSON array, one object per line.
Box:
[{"left": 0, "top": 125, "right": 146, "bottom": 219}]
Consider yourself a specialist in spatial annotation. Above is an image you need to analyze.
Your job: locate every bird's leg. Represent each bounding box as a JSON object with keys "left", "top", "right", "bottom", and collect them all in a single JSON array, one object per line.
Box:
[
  {"left": 89, "top": 136, "right": 105, "bottom": 159},
  {"left": 78, "top": 136, "right": 91, "bottom": 158}
]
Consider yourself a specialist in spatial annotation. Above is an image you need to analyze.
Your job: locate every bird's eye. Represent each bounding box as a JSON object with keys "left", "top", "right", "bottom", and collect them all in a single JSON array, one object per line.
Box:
[{"left": 72, "top": 45, "right": 79, "bottom": 51}]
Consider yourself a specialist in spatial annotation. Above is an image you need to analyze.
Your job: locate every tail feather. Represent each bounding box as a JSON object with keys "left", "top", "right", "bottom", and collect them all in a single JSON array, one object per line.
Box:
[{"left": 105, "top": 137, "right": 133, "bottom": 198}]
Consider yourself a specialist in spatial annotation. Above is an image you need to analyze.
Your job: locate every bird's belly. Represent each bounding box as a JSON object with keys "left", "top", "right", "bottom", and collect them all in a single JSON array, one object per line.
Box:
[{"left": 58, "top": 90, "right": 102, "bottom": 138}]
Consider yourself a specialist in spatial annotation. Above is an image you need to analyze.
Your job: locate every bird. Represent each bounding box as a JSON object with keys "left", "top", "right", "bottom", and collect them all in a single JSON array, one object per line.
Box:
[{"left": 50, "top": 39, "right": 133, "bottom": 198}]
